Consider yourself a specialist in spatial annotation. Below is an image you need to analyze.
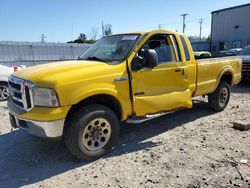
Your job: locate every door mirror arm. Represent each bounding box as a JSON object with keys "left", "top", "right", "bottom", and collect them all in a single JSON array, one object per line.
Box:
[{"left": 131, "top": 55, "right": 144, "bottom": 71}]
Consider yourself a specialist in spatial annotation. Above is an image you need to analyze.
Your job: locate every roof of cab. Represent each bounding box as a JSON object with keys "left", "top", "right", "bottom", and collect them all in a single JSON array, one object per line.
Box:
[{"left": 110, "top": 29, "right": 181, "bottom": 37}]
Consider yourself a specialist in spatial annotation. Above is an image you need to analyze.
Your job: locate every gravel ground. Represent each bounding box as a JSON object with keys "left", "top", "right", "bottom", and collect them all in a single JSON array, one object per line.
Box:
[{"left": 0, "top": 83, "right": 249, "bottom": 188}]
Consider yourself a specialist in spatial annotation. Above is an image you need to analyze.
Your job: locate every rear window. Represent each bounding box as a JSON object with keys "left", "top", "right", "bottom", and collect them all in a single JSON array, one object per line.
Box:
[{"left": 180, "top": 36, "right": 190, "bottom": 61}]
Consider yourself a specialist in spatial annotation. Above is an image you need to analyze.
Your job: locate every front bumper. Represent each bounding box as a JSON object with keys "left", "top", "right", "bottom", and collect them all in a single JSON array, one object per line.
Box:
[
  {"left": 9, "top": 113, "right": 65, "bottom": 138},
  {"left": 7, "top": 98, "right": 71, "bottom": 138}
]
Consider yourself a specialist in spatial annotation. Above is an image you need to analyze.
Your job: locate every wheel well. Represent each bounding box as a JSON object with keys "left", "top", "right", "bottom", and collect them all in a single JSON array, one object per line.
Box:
[
  {"left": 65, "top": 94, "right": 122, "bottom": 122},
  {"left": 0, "top": 81, "right": 8, "bottom": 85},
  {"left": 220, "top": 72, "right": 232, "bottom": 86}
]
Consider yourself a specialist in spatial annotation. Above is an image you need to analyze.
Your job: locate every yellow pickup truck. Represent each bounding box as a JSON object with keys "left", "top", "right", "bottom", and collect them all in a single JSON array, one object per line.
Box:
[{"left": 8, "top": 30, "right": 241, "bottom": 160}]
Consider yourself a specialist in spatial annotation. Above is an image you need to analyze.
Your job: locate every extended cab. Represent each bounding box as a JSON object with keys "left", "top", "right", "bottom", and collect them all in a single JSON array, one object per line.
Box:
[{"left": 8, "top": 30, "right": 242, "bottom": 160}]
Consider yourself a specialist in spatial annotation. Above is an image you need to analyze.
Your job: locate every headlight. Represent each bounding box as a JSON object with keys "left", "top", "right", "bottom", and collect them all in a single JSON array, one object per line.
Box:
[{"left": 33, "top": 87, "right": 59, "bottom": 107}]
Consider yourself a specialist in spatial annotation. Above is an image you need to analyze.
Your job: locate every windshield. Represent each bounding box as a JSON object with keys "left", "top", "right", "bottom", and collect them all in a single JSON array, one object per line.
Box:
[
  {"left": 79, "top": 34, "right": 141, "bottom": 63},
  {"left": 239, "top": 47, "right": 250, "bottom": 56}
]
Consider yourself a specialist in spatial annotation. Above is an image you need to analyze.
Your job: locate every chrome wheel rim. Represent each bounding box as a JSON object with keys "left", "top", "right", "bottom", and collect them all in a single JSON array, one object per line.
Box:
[
  {"left": 219, "top": 87, "right": 228, "bottom": 107},
  {"left": 82, "top": 118, "right": 111, "bottom": 151},
  {"left": 0, "top": 85, "right": 10, "bottom": 101}
]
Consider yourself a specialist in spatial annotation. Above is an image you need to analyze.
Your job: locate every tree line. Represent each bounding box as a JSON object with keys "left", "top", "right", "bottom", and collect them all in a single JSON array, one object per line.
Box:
[{"left": 67, "top": 24, "right": 112, "bottom": 44}]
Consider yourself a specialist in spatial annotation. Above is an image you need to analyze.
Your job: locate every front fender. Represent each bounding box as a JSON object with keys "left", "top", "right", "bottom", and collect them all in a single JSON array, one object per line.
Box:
[{"left": 59, "top": 83, "right": 132, "bottom": 120}]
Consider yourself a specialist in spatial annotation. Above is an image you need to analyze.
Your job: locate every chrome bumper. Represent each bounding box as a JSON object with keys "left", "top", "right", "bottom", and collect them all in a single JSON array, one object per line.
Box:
[{"left": 9, "top": 113, "right": 65, "bottom": 139}]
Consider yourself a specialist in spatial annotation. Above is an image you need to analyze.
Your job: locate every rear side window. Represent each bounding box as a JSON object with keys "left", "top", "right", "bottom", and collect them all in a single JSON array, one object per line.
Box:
[{"left": 180, "top": 36, "right": 190, "bottom": 61}]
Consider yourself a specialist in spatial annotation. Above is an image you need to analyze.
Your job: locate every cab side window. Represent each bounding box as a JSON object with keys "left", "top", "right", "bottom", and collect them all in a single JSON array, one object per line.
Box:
[
  {"left": 139, "top": 34, "right": 181, "bottom": 64},
  {"left": 180, "top": 36, "right": 190, "bottom": 61}
]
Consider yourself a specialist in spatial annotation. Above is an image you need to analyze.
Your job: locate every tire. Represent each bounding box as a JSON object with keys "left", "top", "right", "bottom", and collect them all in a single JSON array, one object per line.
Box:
[
  {"left": 0, "top": 82, "right": 10, "bottom": 102},
  {"left": 64, "top": 104, "right": 119, "bottom": 160},
  {"left": 208, "top": 81, "right": 231, "bottom": 111}
]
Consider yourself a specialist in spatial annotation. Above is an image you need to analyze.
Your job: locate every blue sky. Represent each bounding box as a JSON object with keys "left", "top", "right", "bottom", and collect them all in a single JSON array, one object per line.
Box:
[{"left": 0, "top": 0, "right": 249, "bottom": 42}]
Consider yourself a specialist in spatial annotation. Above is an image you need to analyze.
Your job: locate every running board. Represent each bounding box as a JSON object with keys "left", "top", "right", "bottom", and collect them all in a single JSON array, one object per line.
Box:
[{"left": 126, "top": 111, "right": 176, "bottom": 124}]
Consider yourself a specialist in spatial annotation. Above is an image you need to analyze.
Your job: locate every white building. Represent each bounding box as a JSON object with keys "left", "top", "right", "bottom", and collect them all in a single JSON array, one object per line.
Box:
[{"left": 211, "top": 3, "right": 250, "bottom": 55}]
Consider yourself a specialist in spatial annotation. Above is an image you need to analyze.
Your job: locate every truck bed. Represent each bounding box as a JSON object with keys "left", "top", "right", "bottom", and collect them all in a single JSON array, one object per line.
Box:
[{"left": 195, "top": 56, "right": 242, "bottom": 96}]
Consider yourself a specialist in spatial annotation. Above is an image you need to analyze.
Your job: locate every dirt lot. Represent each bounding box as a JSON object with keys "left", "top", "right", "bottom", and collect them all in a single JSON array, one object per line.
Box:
[{"left": 0, "top": 83, "right": 249, "bottom": 188}]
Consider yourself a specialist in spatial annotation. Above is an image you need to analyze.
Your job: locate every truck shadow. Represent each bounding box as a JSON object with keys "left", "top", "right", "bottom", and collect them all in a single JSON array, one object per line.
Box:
[
  {"left": 231, "top": 82, "right": 250, "bottom": 93},
  {"left": 0, "top": 100, "right": 215, "bottom": 188}
]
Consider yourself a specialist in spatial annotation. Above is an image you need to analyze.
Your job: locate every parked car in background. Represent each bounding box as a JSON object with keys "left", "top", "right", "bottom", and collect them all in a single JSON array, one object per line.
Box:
[
  {"left": 239, "top": 46, "right": 250, "bottom": 81},
  {"left": 219, "top": 48, "right": 242, "bottom": 57},
  {"left": 0, "top": 65, "right": 25, "bottom": 101},
  {"left": 194, "top": 51, "right": 212, "bottom": 59}
]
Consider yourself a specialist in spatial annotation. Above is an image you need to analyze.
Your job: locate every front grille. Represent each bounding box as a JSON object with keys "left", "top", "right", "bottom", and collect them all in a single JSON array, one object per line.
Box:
[
  {"left": 12, "top": 99, "right": 24, "bottom": 108},
  {"left": 242, "top": 61, "right": 250, "bottom": 80},
  {"left": 9, "top": 81, "right": 21, "bottom": 90},
  {"left": 25, "top": 86, "right": 32, "bottom": 109},
  {"left": 8, "top": 76, "right": 35, "bottom": 111}
]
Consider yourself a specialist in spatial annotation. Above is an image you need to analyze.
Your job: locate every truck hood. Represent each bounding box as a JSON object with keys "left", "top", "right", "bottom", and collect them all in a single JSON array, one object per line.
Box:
[{"left": 12, "top": 60, "right": 117, "bottom": 87}]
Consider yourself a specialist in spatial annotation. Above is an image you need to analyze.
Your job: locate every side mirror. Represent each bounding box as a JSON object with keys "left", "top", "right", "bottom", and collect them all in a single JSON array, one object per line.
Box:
[
  {"left": 131, "top": 49, "right": 158, "bottom": 71},
  {"left": 144, "top": 49, "right": 158, "bottom": 68}
]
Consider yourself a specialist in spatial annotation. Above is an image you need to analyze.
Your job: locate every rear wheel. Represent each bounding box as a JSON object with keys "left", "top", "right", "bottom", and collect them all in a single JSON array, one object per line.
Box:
[
  {"left": 64, "top": 104, "right": 119, "bottom": 160},
  {"left": 0, "top": 82, "right": 10, "bottom": 101},
  {"left": 208, "top": 81, "right": 231, "bottom": 111}
]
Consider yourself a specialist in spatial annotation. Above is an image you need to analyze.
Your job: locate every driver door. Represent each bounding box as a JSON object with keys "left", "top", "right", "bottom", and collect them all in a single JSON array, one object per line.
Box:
[{"left": 130, "top": 34, "right": 192, "bottom": 116}]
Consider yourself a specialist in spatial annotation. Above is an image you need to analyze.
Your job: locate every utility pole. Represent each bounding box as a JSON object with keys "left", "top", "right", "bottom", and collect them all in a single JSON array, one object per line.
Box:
[
  {"left": 199, "top": 19, "right": 204, "bottom": 41},
  {"left": 181, "top": 13, "right": 188, "bottom": 33}
]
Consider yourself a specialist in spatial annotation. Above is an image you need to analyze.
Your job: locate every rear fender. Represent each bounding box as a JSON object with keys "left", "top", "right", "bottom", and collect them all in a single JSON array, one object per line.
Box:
[{"left": 214, "top": 67, "right": 234, "bottom": 91}]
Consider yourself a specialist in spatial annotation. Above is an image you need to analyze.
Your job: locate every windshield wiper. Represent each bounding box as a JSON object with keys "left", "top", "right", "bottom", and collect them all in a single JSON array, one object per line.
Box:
[{"left": 85, "top": 56, "right": 107, "bottom": 62}]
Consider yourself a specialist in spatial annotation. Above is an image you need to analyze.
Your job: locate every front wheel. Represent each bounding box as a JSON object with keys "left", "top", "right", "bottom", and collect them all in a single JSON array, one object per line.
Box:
[
  {"left": 64, "top": 104, "right": 119, "bottom": 160},
  {"left": 208, "top": 81, "right": 231, "bottom": 111},
  {"left": 0, "top": 82, "right": 10, "bottom": 101}
]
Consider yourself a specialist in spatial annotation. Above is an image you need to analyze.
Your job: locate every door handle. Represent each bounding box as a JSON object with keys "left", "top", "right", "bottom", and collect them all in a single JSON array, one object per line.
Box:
[
  {"left": 175, "top": 68, "right": 186, "bottom": 75},
  {"left": 175, "top": 69, "right": 181, "bottom": 72}
]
